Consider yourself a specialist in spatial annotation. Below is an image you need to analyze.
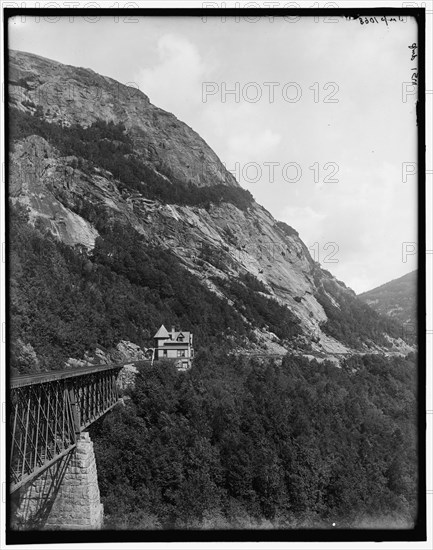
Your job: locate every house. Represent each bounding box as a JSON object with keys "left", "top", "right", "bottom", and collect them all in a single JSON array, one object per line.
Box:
[{"left": 153, "top": 325, "right": 194, "bottom": 370}]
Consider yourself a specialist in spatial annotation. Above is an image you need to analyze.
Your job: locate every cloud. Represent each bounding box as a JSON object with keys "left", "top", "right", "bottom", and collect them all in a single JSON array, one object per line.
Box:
[{"left": 135, "top": 34, "right": 208, "bottom": 121}]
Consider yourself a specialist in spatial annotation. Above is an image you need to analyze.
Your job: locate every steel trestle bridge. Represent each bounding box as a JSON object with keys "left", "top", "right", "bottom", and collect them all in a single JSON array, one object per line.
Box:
[{"left": 10, "top": 363, "right": 125, "bottom": 493}]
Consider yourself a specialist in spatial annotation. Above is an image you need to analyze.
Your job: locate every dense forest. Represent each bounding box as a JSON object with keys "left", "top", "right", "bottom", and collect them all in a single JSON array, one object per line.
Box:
[{"left": 90, "top": 351, "right": 418, "bottom": 529}]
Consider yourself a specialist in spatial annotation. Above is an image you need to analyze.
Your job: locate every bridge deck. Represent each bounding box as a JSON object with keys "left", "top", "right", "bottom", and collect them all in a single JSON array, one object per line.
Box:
[{"left": 11, "top": 362, "right": 131, "bottom": 388}]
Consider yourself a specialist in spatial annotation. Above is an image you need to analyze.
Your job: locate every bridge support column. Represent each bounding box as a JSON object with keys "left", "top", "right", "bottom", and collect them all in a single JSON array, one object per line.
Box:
[{"left": 12, "top": 432, "right": 104, "bottom": 530}]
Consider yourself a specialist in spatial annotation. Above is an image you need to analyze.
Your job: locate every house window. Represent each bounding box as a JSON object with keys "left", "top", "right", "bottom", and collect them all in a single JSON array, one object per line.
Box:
[
  {"left": 163, "top": 350, "right": 167, "bottom": 357},
  {"left": 177, "top": 350, "right": 185, "bottom": 357},
  {"left": 177, "top": 335, "right": 184, "bottom": 342}
]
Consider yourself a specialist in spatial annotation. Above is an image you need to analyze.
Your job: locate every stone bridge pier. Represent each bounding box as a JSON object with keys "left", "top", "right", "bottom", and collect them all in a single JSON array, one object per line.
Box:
[{"left": 11, "top": 432, "right": 103, "bottom": 530}]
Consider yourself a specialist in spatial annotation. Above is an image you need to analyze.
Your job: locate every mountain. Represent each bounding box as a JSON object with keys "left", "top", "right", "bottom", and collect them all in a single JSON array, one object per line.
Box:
[
  {"left": 359, "top": 270, "right": 417, "bottom": 327},
  {"left": 8, "top": 50, "right": 412, "bottom": 373}
]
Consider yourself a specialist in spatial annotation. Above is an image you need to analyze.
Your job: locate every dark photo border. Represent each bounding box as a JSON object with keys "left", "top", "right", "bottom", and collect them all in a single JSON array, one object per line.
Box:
[{"left": 2, "top": 5, "right": 427, "bottom": 545}]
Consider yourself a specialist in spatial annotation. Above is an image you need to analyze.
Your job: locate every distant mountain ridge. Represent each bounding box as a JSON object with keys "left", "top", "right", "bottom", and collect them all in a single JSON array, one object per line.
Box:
[{"left": 358, "top": 270, "right": 417, "bottom": 327}]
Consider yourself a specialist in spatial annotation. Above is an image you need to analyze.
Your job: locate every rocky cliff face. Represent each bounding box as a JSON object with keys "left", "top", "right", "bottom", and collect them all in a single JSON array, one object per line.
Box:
[
  {"left": 9, "top": 49, "right": 237, "bottom": 189},
  {"left": 8, "top": 49, "right": 409, "bottom": 362}
]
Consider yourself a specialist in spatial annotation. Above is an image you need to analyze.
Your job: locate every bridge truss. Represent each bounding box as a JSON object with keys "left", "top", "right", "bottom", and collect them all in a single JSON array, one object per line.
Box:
[{"left": 10, "top": 364, "right": 124, "bottom": 493}]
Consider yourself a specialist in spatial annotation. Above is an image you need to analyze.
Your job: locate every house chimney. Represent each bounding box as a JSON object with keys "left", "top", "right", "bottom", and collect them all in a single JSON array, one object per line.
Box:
[{"left": 171, "top": 326, "right": 176, "bottom": 334}]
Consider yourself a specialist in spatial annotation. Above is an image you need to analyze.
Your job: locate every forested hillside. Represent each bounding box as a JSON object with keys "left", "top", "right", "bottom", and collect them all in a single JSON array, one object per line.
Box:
[
  {"left": 359, "top": 271, "right": 417, "bottom": 327},
  {"left": 91, "top": 352, "right": 418, "bottom": 529},
  {"left": 9, "top": 202, "right": 304, "bottom": 374}
]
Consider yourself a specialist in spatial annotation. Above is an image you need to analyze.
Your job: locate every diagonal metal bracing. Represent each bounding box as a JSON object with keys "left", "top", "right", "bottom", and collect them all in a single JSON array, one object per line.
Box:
[{"left": 10, "top": 364, "right": 124, "bottom": 493}]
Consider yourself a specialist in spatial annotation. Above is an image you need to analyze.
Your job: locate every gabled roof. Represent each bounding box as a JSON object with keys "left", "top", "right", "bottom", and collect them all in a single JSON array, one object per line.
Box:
[
  {"left": 173, "top": 331, "right": 190, "bottom": 341},
  {"left": 154, "top": 324, "right": 170, "bottom": 339}
]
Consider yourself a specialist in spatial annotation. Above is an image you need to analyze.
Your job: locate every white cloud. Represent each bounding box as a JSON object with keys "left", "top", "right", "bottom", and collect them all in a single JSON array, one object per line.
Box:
[{"left": 135, "top": 34, "right": 209, "bottom": 121}]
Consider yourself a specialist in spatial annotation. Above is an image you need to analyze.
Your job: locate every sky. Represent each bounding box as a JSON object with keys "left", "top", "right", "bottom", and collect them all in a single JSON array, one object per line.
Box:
[{"left": 8, "top": 14, "right": 419, "bottom": 293}]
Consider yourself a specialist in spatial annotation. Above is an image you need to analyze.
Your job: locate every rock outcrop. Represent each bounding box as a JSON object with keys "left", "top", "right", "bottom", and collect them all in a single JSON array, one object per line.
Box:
[{"left": 9, "top": 49, "right": 237, "bottom": 189}]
